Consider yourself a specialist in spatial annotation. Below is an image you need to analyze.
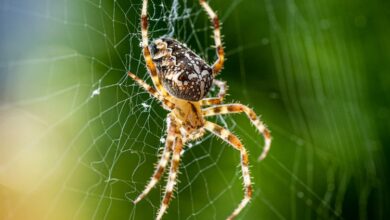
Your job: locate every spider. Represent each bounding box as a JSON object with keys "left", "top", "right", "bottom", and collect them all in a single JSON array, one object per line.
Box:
[{"left": 128, "top": 0, "right": 271, "bottom": 219}]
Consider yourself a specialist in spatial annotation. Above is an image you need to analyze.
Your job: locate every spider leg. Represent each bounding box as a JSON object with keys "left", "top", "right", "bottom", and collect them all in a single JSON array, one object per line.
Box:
[
  {"left": 141, "top": 0, "right": 171, "bottom": 97},
  {"left": 202, "top": 104, "right": 271, "bottom": 161},
  {"left": 200, "top": 79, "right": 228, "bottom": 106},
  {"left": 199, "top": 0, "right": 225, "bottom": 75},
  {"left": 182, "top": 129, "right": 206, "bottom": 146},
  {"left": 203, "top": 121, "right": 252, "bottom": 220},
  {"left": 128, "top": 71, "right": 175, "bottom": 110},
  {"left": 133, "top": 116, "right": 178, "bottom": 204},
  {"left": 156, "top": 125, "right": 183, "bottom": 220}
]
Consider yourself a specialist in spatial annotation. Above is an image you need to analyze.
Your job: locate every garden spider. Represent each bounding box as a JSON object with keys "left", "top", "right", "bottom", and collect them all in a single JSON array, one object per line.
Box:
[{"left": 128, "top": 0, "right": 271, "bottom": 219}]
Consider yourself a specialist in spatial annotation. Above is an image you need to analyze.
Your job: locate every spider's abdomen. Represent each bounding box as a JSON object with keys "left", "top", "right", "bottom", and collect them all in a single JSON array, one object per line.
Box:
[{"left": 150, "top": 38, "right": 213, "bottom": 101}]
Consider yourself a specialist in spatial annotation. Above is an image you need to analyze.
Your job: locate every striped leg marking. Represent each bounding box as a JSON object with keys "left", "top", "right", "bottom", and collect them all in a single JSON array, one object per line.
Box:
[
  {"left": 203, "top": 121, "right": 252, "bottom": 220},
  {"left": 127, "top": 71, "right": 174, "bottom": 110},
  {"left": 200, "top": 79, "right": 228, "bottom": 106},
  {"left": 156, "top": 133, "right": 184, "bottom": 220},
  {"left": 141, "top": 0, "right": 170, "bottom": 97},
  {"left": 133, "top": 116, "right": 178, "bottom": 204},
  {"left": 199, "top": 0, "right": 225, "bottom": 75},
  {"left": 203, "top": 104, "right": 272, "bottom": 161},
  {"left": 183, "top": 129, "right": 206, "bottom": 144}
]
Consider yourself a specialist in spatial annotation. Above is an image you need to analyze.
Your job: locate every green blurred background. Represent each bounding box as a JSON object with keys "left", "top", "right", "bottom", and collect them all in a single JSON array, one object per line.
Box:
[{"left": 0, "top": 0, "right": 389, "bottom": 219}]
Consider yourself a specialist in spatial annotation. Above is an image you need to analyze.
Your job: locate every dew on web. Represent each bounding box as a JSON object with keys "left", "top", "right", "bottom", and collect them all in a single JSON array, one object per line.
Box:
[
  {"left": 141, "top": 102, "right": 151, "bottom": 111},
  {"left": 91, "top": 88, "right": 101, "bottom": 98}
]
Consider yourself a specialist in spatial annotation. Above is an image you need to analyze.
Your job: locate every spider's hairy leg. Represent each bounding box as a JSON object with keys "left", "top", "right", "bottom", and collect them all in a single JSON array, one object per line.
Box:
[
  {"left": 133, "top": 116, "right": 178, "bottom": 204},
  {"left": 202, "top": 104, "right": 272, "bottom": 161},
  {"left": 201, "top": 79, "right": 228, "bottom": 106},
  {"left": 156, "top": 125, "right": 183, "bottom": 220},
  {"left": 183, "top": 129, "right": 205, "bottom": 144},
  {"left": 127, "top": 71, "right": 175, "bottom": 110},
  {"left": 199, "top": 0, "right": 225, "bottom": 75},
  {"left": 203, "top": 121, "right": 252, "bottom": 220},
  {"left": 141, "top": 0, "right": 171, "bottom": 98}
]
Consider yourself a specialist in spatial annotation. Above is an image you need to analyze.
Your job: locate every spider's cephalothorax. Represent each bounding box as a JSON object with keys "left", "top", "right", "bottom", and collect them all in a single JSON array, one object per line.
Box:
[
  {"left": 128, "top": 0, "right": 272, "bottom": 219},
  {"left": 150, "top": 38, "right": 213, "bottom": 101}
]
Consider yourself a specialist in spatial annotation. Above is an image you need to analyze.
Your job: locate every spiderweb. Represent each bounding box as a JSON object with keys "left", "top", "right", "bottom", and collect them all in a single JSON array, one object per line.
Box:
[{"left": 0, "top": 0, "right": 387, "bottom": 219}]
